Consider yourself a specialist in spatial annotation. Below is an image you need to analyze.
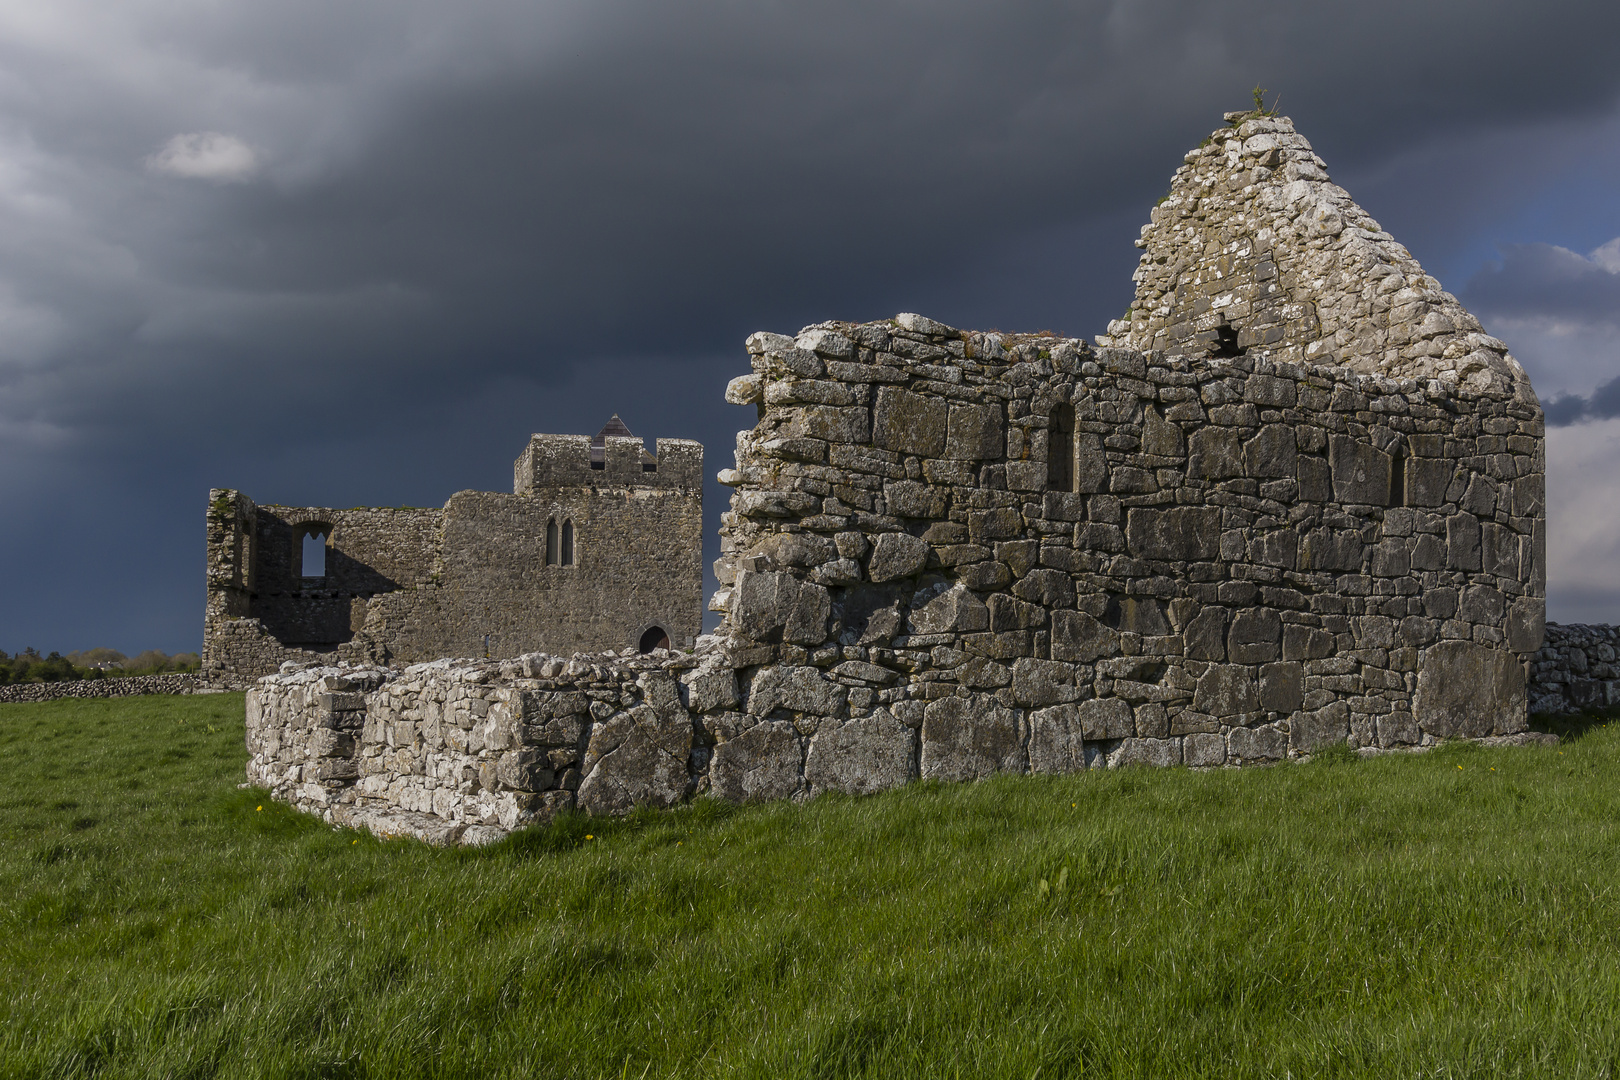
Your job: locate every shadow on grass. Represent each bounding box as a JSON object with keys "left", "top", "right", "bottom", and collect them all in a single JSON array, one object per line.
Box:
[{"left": 1531, "top": 705, "right": 1620, "bottom": 742}]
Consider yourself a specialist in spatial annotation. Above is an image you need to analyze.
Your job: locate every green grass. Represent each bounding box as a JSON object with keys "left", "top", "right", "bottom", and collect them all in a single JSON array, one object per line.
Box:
[{"left": 3, "top": 695, "right": 1620, "bottom": 1079}]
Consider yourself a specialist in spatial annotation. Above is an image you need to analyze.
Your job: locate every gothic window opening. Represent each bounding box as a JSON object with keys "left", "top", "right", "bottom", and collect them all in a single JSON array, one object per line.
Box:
[
  {"left": 1048, "top": 402, "right": 1075, "bottom": 493},
  {"left": 546, "top": 519, "right": 559, "bottom": 565},
  {"left": 639, "top": 626, "right": 670, "bottom": 653},
  {"left": 561, "top": 519, "right": 575, "bottom": 566},
  {"left": 298, "top": 525, "right": 330, "bottom": 579}
]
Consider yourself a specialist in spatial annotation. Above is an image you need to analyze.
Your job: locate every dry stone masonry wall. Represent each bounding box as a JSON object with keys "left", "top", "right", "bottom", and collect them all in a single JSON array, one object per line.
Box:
[
  {"left": 1530, "top": 624, "right": 1620, "bottom": 714},
  {"left": 244, "top": 112, "right": 1557, "bottom": 843},
  {"left": 0, "top": 674, "right": 203, "bottom": 704}
]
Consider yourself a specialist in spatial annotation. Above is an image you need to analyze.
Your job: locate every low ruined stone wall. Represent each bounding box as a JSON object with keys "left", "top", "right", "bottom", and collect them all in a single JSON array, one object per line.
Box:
[
  {"left": 1529, "top": 624, "right": 1620, "bottom": 714},
  {"left": 0, "top": 673, "right": 203, "bottom": 704}
]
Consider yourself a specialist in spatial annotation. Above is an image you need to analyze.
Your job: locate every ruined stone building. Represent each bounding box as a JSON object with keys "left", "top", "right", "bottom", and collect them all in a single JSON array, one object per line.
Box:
[
  {"left": 242, "top": 112, "right": 1551, "bottom": 843},
  {"left": 205, "top": 418, "right": 703, "bottom": 687}
]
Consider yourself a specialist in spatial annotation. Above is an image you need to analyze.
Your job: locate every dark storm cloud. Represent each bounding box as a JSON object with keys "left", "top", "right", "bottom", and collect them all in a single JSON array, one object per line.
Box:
[
  {"left": 2, "top": 0, "right": 1620, "bottom": 648},
  {"left": 1462, "top": 239, "right": 1620, "bottom": 425}
]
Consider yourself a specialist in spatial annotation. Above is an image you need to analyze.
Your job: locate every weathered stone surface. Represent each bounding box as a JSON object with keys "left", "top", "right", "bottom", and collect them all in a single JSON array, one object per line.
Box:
[
  {"left": 1051, "top": 610, "right": 1120, "bottom": 662},
  {"left": 1011, "top": 657, "right": 1079, "bottom": 706},
  {"left": 868, "top": 532, "right": 931, "bottom": 582},
  {"left": 1291, "top": 701, "right": 1349, "bottom": 752},
  {"left": 909, "top": 582, "right": 990, "bottom": 635},
  {"left": 1259, "top": 662, "right": 1303, "bottom": 713},
  {"left": 1109, "top": 737, "right": 1181, "bottom": 768},
  {"left": 1193, "top": 665, "right": 1258, "bottom": 717},
  {"left": 1227, "top": 724, "right": 1286, "bottom": 763},
  {"left": 710, "top": 721, "right": 802, "bottom": 803},
  {"left": 747, "top": 665, "right": 849, "bottom": 718},
  {"left": 874, "top": 388, "right": 948, "bottom": 457},
  {"left": 1027, "top": 704, "right": 1087, "bottom": 774},
  {"left": 576, "top": 704, "right": 692, "bottom": 815},
  {"left": 921, "top": 694, "right": 1025, "bottom": 781},
  {"left": 1126, "top": 508, "right": 1222, "bottom": 560},
  {"left": 1416, "top": 640, "right": 1527, "bottom": 738},
  {"left": 805, "top": 712, "right": 916, "bottom": 796},
  {"left": 1078, "top": 697, "right": 1135, "bottom": 740},
  {"left": 1183, "top": 731, "right": 1227, "bottom": 767},
  {"left": 733, "top": 570, "right": 831, "bottom": 645}
]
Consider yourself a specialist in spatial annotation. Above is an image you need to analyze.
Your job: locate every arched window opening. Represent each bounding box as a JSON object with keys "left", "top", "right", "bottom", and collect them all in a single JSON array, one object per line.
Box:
[
  {"left": 639, "top": 626, "right": 670, "bottom": 653},
  {"left": 1211, "top": 319, "right": 1242, "bottom": 359},
  {"left": 546, "top": 519, "right": 559, "bottom": 565},
  {"left": 298, "top": 525, "right": 330, "bottom": 579},
  {"left": 561, "top": 519, "right": 575, "bottom": 566},
  {"left": 1048, "top": 403, "right": 1075, "bottom": 493}
]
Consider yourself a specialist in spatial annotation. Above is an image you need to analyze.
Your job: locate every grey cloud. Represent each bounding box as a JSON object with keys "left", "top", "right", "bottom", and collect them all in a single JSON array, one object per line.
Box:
[{"left": 3, "top": 0, "right": 1620, "bottom": 648}]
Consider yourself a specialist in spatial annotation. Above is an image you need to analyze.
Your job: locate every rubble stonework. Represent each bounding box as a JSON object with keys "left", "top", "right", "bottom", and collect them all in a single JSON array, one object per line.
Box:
[
  {"left": 1530, "top": 624, "right": 1620, "bottom": 714},
  {"left": 244, "top": 113, "right": 1557, "bottom": 842},
  {"left": 206, "top": 420, "right": 703, "bottom": 688}
]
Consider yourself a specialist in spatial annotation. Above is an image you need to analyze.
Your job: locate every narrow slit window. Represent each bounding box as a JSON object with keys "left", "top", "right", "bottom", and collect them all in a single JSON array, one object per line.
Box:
[
  {"left": 561, "top": 519, "right": 574, "bottom": 566},
  {"left": 1048, "top": 403, "right": 1075, "bottom": 493},
  {"left": 546, "top": 519, "right": 559, "bottom": 565},
  {"left": 299, "top": 526, "right": 328, "bottom": 578},
  {"left": 1390, "top": 447, "right": 1406, "bottom": 507}
]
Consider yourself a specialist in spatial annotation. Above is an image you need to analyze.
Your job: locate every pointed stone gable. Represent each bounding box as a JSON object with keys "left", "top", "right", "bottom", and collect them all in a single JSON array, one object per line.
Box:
[{"left": 1098, "top": 112, "right": 1536, "bottom": 406}]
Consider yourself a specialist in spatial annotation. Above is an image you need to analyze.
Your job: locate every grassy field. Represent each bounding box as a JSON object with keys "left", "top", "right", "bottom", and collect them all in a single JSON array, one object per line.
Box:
[{"left": 3, "top": 695, "right": 1619, "bottom": 1079}]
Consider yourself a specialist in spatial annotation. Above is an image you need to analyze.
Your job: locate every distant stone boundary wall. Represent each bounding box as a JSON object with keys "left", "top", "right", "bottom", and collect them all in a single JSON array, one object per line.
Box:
[
  {"left": 0, "top": 673, "right": 203, "bottom": 704},
  {"left": 1530, "top": 624, "right": 1620, "bottom": 714}
]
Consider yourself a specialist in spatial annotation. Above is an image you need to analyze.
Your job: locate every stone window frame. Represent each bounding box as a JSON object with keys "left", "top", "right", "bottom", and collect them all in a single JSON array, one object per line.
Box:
[{"left": 296, "top": 521, "right": 332, "bottom": 579}]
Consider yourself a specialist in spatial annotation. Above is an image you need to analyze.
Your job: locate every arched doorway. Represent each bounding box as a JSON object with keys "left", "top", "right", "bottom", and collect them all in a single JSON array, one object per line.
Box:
[{"left": 638, "top": 626, "right": 670, "bottom": 653}]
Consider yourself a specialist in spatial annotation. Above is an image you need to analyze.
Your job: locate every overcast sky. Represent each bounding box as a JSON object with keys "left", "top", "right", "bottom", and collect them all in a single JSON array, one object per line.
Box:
[{"left": 2, "top": 0, "right": 1619, "bottom": 655}]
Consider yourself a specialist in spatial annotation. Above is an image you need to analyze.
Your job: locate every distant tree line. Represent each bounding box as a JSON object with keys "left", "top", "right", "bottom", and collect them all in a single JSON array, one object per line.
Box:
[{"left": 0, "top": 648, "right": 201, "bottom": 685}]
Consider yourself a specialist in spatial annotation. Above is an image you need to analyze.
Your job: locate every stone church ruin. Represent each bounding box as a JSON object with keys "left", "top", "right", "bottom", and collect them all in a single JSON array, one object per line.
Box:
[
  {"left": 205, "top": 417, "right": 703, "bottom": 688},
  {"left": 241, "top": 112, "right": 1551, "bottom": 843}
]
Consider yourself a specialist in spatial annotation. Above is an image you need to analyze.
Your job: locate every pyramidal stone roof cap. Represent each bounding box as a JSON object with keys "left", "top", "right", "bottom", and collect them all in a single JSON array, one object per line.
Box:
[
  {"left": 590, "top": 414, "right": 657, "bottom": 464},
  {"left": 1098, "top": 113, "right": 1537, "bottom": 407}
]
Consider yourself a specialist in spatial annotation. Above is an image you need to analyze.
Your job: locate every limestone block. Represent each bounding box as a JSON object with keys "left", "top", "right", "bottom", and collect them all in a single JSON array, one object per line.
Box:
[
  {"left": 1011, "top": 569, "right": 1075, "bottom": 609},
  {"left": 1125, "top": 507, "right": 1222, "bottom": 561},
  {"left": 576, "top": 704, "right": 692, "bottom": 815},
  {"left": 1291, "top": 701, "right": 1349, "bottom": 752},
  {"left": 1051, "top": 610, "right": 1121, "bottom": 662},
  {"left": 1445, "top": 513, "right": 1482, "bottom": 572},
  {"left": 682, "top": 667, "right": 740, "bottom": 714},
  {"left": 732, "top": 570, "right": 831, "bottom": 645},
  {"left": 1228, "top": 608, "right": 1282, "bottom": 663},
  {"left": 1189, "top": 428, "right": 1244, "bottom": 479},
  {"left": 908, "top": 583, "right": 989, "bottom": 635},
  {"left": 496, "top": 749, "right": 555, "bottom": 792},
  {"left": 945, "top": 403, "right": 1005, "bottom": 460},
  {"left": 1405, "top": 457, "right": 1452, "bottom": 507},
  {"left": 725, "top": 374, "right": 763, "bottom": 405},
  {"left": 1282, "top": 624, "right": 1336, "bottom": 661},
  {"left": 1193, "top": 665, "right": 1259, "bottom": 717},
  {"left": 920, "top": 694, "right": 1025, "bottom": 781},
  {"left": 1028, "top": 703, "right": 1086, "bottom": 774},
  {"left": 1141, "top": 407, "right": 1184, "bottom": 457},
  {"left": 1329, "top": 435, "right": 1391, "bottom": 505},
  {"left": 1415, "top": 640, "right": 1527, "bottom": 738},
  {"left": 1109, "top": 737, "right": 1181, "bottom": 768},
  {"left": 1377, "top": 711, "right": 1420, "bottom": 747},
  {"left": 874, "top": 388, "right": 949, "bottom": 457},
  {"left": 1183, "top": 731, "right": 1227, "bottom": 766},
  {"left": 1506, "top": 597, "right": 1546, "bottom": 655},
  {"left": 1184, "top": 607, "right": 1229, "bottom": 661},
  {"left": 804, "top": 711, "right": 916, "bottom": 796},
  {"left": 1297, "top": 456, "right": 1332, "bottom": 502},
  {"left": 1259, "top": 662, "right": 1303, "bottom": 712},
  {"left": 1299, "top": 528, "right": 1365, "bottom": 572},
  {"left": 747, "top": 665, "right": 849, "bottom": 718},
  {"left": 710, "top": 720, "right": 802, "bottom": 803},
  {"left": 1078, "top": 697, "right": 1134, "bottom": 740},
  {"left": 868, "top": 532, "right": 931, "bottom": 582},
  {"left": 1011, "top": 658, "right": 1079, "bottom": 707},
  {"left": 1244, "top": 425, "right": 1298, "bottom": 479},
  {"left": 1227, "top": 724, "right": 1286, "bottom": 762},
  {"left": 884, "top": 480, "right": 947, "bottom": 519}
]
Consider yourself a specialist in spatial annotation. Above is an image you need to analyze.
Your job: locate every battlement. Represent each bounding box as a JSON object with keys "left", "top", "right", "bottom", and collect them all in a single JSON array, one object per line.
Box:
[{"left": 514, "top": 433, "right": 703, "bottom": 494}]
